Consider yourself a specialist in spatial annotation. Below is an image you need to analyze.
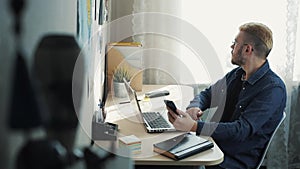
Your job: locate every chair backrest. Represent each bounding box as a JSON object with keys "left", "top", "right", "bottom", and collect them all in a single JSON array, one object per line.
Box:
[
  {"left": 255, "top": 111, "right": 286, "bottom": 169},
  {"left": 33, "top": 34, "right": 83, "bottom": 151}
]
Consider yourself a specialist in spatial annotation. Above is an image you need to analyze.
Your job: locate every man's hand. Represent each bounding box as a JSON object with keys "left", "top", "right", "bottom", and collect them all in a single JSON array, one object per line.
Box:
[
  {"left": 186, "top": 107, "right": 203, "bottom": 120},
  {"left": 167, "top": 107, "right": 197, "bottom": 132}
]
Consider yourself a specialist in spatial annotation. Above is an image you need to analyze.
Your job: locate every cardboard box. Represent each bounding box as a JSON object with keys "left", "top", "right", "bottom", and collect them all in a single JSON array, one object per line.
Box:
[{"left": 107, "top": 42, "right": 143, "bottom": 91}]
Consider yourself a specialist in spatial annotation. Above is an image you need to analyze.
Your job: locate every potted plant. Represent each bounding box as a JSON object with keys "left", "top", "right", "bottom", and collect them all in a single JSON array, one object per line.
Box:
[{"left": 113, "top": 66, "right": 132, "bottom": 97}]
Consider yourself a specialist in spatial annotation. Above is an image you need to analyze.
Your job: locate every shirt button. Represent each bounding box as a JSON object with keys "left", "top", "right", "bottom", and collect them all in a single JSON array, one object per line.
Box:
[
  {"left": 242, "top": 87, "right": 245, "bottom": 90},
  {"left": 239, "top": 105, "right": 242, "bottom": 108}
]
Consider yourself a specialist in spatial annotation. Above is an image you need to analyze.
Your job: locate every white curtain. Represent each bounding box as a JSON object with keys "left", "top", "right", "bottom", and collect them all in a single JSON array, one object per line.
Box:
[
  {"left": 133, "top": 0, "right": 300, "bottom": 168},
  {"left": 267, "top": 0, "right": 300, "bottom": 167},
  {"left": 270, "top": 0, "right": 300, "bottom": 168},
  {"left": 132, "top": 0, "right": 189, "bottom": 85}
]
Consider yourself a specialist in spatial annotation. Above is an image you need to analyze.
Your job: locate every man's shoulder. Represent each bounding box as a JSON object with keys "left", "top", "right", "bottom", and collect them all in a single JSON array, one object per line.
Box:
[
  {"left": 266, "top": 69, "right": 286, "bottom": 87},
  {"left": 258, "top": 69, "right": 287, "bottom": 96}
]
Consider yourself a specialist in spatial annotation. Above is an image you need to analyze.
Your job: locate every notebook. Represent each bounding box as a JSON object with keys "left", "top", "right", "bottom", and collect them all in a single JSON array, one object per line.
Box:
[
  {"left": 153, "top": 132, "right": 214, "bottom": 160},
  {"left": 123, "top": 79, "right": 176, "bottom": 133}
]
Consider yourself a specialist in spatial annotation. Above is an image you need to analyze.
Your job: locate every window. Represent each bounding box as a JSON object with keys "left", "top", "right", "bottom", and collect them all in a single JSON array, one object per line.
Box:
[{"left": 180, "top": 0, "right": 288, "bottom": 83}]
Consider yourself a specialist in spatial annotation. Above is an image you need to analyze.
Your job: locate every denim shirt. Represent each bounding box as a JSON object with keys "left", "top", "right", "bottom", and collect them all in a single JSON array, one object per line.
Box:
[{"left": 187, "top": 60, "right": 286, "bottom": 169}]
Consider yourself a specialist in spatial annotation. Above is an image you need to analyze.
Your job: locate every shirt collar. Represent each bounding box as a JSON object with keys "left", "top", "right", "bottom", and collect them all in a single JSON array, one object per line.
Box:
[{"left": 235, "top": 60, "right": 270, "bottom": 85}]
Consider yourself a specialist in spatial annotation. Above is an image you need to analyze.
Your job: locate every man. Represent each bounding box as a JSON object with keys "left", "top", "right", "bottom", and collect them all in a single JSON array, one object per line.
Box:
[{"left": 167, "top": 22, "right": 287, "bottom": 169}]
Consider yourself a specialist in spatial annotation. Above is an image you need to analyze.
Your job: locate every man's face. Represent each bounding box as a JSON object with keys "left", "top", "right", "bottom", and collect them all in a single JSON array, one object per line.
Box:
[{"left": 230, "top": 31, "right": 247, "bottom": 66}]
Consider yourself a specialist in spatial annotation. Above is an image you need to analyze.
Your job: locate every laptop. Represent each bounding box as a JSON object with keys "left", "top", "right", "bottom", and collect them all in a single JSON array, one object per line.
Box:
[{"left": 123, "top": 79, "right": 176, "bottom": 133}]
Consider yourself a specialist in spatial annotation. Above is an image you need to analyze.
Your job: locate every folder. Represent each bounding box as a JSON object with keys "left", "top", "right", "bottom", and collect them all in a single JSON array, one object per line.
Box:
[{"left": 153, "top": 133, "right": 214, "bottom": 160}]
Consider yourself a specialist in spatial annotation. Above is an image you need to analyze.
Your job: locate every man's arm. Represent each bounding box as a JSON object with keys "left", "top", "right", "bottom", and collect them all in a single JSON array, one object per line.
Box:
[
  {"left": 187, "top": 76, "right": 228, "bottom": 110},
  {"left": 196, "top": 86, "right": 286, "bottom": 142},
  {"left": 187, "top": 86, "right": 212, "bottom": 111},
  {"left": 186, "top": 76, "right": 228, "bottom": 121}
]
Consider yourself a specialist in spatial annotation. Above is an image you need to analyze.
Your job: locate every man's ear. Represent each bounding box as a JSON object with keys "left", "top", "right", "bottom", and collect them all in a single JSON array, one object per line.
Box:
[{"left": 245, "top": 45, "right": 253, "bottom": 53}]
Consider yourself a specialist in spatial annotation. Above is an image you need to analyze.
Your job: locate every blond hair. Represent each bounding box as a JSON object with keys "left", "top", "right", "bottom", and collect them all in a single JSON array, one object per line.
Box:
[{"left": 239, "top": 22, "right": 273, "bottom": 57}]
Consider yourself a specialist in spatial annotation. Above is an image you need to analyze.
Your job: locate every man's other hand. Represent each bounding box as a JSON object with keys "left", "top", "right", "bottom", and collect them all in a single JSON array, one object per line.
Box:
[{"left": 186, "top": 107, "right": 203, "bottom": 120}]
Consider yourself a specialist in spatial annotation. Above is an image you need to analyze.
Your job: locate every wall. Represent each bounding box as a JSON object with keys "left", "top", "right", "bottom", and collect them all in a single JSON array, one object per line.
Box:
[
  {"left": 0, "top": 1, "right": 133, "bottom": 168},
  {"left": 0, "top": 0, "right": 76, "bottom": 168},
  {"left": 110, "top": 0, "right": 134, "bottom": 42}
]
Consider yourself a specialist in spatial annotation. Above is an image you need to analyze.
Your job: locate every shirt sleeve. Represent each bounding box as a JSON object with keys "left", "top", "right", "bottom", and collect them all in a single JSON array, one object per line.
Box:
[
  {"left": 186, "top": 86, "right": 212, "bottom": 111},
  {"left": 196, "top": 85, "right": 286, "bottom": 142},
  {"left": 187, "top": 76, "right": 228, "bottom": 111}
]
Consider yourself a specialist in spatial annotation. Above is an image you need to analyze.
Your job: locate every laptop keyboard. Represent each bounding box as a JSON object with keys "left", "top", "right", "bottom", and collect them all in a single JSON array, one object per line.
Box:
[{"left": 143, "top": 112, "right": 171, "bottom": 128}]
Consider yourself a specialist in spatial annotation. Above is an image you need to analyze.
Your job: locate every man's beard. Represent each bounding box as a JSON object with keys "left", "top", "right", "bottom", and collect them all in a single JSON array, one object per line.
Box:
[{"left": 231, "top": 47, "right": 246, "bottom": 66}]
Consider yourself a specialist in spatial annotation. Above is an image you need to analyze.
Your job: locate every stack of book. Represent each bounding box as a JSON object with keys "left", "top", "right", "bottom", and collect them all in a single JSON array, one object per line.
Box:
[{"left": 119, "top": 135, "right": 141, "bottom": 155}]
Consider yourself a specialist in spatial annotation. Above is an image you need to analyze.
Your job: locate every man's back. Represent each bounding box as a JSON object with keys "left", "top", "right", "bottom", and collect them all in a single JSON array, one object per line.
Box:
[{"left": 213, "top": 61, "right": 286, "bottom": 168}]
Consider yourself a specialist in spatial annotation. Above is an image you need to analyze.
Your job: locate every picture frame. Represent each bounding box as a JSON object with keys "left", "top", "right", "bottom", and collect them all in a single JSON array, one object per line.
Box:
[{"left": 98, "top": 0, "right": 104, "bottom": 25}]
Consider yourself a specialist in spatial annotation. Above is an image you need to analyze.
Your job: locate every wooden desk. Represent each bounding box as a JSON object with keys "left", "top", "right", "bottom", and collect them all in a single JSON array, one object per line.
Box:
[{"left": 94, "top": 85, "right": 223, "bottom": 166}]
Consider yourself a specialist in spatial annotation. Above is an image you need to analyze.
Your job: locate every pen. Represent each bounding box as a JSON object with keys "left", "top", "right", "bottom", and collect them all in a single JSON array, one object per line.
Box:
[{"left": 119, "top": 99, "right": 141, "bottom": 104}]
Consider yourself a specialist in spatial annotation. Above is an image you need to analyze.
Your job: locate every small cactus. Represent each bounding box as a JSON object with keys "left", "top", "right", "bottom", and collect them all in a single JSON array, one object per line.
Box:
[{"left": 113, "top": 66, "right": 132, "bottom": 82}]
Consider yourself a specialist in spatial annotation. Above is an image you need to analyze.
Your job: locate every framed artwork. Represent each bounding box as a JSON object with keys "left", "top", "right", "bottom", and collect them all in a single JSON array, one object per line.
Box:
[
  {"left": 98, "top": 0, "right": 110, "bottom": 25},
  {"left": 94, "top": 0, "right": 97, "bottom": 21},
  {"left": 104, "top": 0, "right": 110, "bottom": 22},
  {"left": 98, "top": 0, "right": 104, "bottom": 25}
]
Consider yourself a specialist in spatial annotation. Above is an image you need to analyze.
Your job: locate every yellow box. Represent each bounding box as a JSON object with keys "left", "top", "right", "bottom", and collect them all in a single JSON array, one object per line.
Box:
[{"left": 107, "top": 42, "right": 143, "bottom": 91}]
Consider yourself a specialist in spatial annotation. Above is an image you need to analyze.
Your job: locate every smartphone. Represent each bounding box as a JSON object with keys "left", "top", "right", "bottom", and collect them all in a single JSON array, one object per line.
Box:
[{"left": 164, "top": 100, "right": 179, "bottom": 115}]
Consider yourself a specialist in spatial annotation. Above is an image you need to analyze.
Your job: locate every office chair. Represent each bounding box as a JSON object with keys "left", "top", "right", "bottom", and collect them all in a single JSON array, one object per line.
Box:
[
  {"left": 16, "top": 139, "right": 68, "bottom": 169},
  {"left": 33, "top": 34, "right": 83, "bottom": 151},
  {"left": 255, "top": 111, "right": 286, "bottom": 169}
]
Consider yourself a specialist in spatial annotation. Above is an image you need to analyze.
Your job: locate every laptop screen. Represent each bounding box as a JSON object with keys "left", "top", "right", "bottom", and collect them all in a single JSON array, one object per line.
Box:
[
  {"left": 123, "top": 78, "right": 142, "bottom": 114},
  {"left": 123, "top": 78, "right": 176, "bottom": 133}
]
